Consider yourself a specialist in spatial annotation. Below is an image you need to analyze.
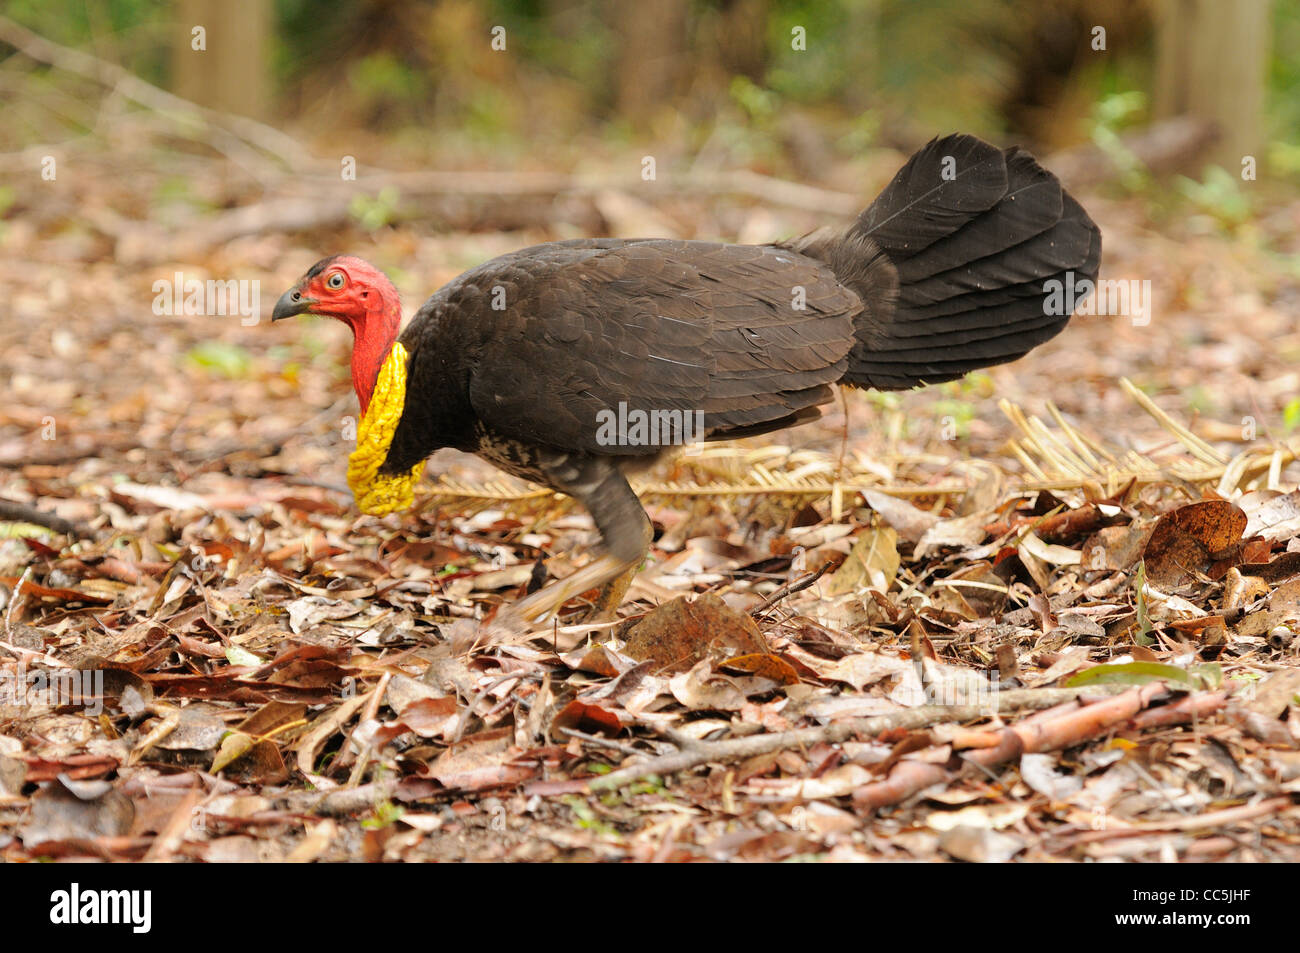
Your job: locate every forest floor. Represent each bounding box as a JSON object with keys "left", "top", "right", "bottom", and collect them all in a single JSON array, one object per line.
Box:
[{"left": 2, "top": 132, "right": 1300, "bottom": 862}]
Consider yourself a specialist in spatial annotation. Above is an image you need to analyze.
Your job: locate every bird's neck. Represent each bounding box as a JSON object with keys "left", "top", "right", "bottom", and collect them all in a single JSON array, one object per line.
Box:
[{"left": 351, "top": 296, "right": 402, "bottom": 415}]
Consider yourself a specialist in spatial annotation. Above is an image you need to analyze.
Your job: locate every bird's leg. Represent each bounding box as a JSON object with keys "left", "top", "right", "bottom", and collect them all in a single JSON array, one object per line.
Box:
[{"left": 469, "top": 458, "right": 650, "bottom": 645}]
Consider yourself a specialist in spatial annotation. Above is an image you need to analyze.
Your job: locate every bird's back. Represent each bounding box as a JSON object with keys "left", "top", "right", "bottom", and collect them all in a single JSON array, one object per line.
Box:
[{"left": 393, "top": 238, "right": 863, "bottom": 465}]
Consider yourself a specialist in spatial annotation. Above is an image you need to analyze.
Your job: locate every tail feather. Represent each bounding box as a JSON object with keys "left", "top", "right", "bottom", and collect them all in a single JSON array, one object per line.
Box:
[
  {"left": 890, "top": 200, "right": 1103, "bottom": 326},
  {"left": 854, "top": 135, "right": 1009, "bottom": 254},
  {"left": 858, "top": 312, "right": 1075, "bottom": 387},
  {"left": 899, "top": 194, "right": 1096, "bottom": 306},
  {"left": 893, "top": 148, "right": 1063, "bottom": 283},
  {"left": 790, "top": 133, "right": 1101, "bottom": 392},
  {"left": 874, "top": 306, "right": 1076, "bottom": 363},
  {"left": 882, "top": 297, "right": 1073, "bottom": 350}
]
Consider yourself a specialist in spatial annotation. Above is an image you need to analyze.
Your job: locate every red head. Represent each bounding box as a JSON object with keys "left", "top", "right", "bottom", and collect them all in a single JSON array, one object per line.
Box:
[{"left": 272, "top": 255, "right": 401, "bottom": 413}]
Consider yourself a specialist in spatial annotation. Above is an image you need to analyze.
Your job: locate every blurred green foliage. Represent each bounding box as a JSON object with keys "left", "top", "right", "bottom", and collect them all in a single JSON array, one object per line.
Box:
[
  {"left": 1175, "top": 166, "right": 1254, "bottom": 228},
  {"left": 184, "top": 340, "right": 254, "bottom": 378},
  {"left": 349, "top": 186, "right": 402, "bottom": 230},
  {"left": 2, "top": 0, "right": 1297, "bottom": 172},
  {"left": 1089, "top": 90, "right": 1150, "bottom": 191}
]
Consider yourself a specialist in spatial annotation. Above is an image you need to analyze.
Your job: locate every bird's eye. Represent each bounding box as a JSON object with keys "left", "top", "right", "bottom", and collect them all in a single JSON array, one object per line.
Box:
[{"left": 327, "top": 272, "right": 345, "bottom": 290}]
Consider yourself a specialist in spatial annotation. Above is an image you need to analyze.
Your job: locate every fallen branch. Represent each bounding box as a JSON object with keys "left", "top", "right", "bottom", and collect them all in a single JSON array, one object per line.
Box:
[
  {"left": 0, "top": 15, "right": 311, "bottom": 173},
  {"left": 1046, "top": 117, "right": 1219, "bottom": 189},
  {"left": 586, "top": 684, "right": 1130, "bottom": 793},
  {"left": 281, "top": 780, "right": 400, "bottom": 817},
  {"left": 165, "top": 174, "right": 853, "bottom": 261},
  {"left": 0, "top": 497, "right": 94, "bottom": 539},
  {"left": 852, "top": 686, "right": 1232, "bottom": 810},
  {"left": 1052, "top": 794, "right": 1296, "bottom": 851}
]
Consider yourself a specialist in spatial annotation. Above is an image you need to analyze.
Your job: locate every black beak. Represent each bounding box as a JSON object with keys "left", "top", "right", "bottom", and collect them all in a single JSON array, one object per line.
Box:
[{"left": 272, "top": 287, "right": 316, "bottom": 321}]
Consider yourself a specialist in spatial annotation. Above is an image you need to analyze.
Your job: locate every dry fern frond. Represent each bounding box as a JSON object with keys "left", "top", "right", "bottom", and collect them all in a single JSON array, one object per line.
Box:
[{"left": 417, "top": 384, "right": 1297, "bottom": 518}]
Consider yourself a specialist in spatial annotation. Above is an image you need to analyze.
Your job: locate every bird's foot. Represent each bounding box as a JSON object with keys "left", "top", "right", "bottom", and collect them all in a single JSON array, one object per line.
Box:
[
  {"left": 444, "top": 607, "right": 535, "bottom": 654},
  {"left": 573, "top": 562, "right": 639, "bottom": 624},
  {"left": 445, "top": 552, "right": 642, "bottom": 653}
]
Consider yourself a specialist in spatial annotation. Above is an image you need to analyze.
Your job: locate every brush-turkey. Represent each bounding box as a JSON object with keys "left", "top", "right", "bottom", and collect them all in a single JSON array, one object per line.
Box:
[{"left": 271, "top": 134, "right": 1100, "bottom": 639}]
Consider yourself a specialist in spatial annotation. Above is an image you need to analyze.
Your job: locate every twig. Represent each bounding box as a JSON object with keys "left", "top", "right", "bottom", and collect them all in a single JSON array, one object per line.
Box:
[
  {"left": 556, "top": 727, "right": 645, "bottom": 760},
  {"left": 0, "top": 15, "right": 312, "bottom": 173},
  {"left": 0, "top": 497, "right": 94, "bottom": 539},
  {"left": 1054, "top": 795, "right": 1296, "bottom": 849},
  {"left": 587, "top": 685, "right": 1126, "bottom": 792},
  {"left": 345, "top": 671, "right": 392, "bottom": 787},
  {"left": 285, "top": 780, "right": 399, "bottom": 817},
  {"left": 852, "top": 685, "right": 1232, "bottom": 810},
  {"left": 4, "top": 566, "right": 32, "bottom": 638},
  {"left": 0, "top": 434, "right": 139, "bottom": 467},
  {"left": 1122, "top": 795, "right": 1294, "bottom": 833},
  {"left": 750, "top": 561, "right": 834, "bottom": 617}
]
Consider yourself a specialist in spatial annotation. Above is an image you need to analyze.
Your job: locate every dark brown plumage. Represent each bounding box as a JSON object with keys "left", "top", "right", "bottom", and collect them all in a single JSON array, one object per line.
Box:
[{"left": 273, "top": 133, "right": 1101, "bottom": 635}]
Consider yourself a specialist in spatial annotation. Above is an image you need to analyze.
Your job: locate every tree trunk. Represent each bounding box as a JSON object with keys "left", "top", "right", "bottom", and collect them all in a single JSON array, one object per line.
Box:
[
  {"left": 1153, "top": 0, "right": 1271, "bottom": 170},
  {"left": 613, "top": 0, "right": 689, "bottom": 128},
  {"left": 171, "top": 0, "right": 272, "bottom": 119}
]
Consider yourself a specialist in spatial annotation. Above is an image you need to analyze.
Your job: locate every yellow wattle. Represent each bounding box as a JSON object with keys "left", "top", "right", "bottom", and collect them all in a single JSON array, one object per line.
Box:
[{"left": 347, "top": 342, "right": 424, "bottom": 516}]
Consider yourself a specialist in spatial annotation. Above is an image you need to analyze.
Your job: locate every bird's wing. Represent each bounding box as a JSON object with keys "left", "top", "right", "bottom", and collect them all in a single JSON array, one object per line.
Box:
[{"left": 437, "top": 239, "right": 860, "bottom": 454}]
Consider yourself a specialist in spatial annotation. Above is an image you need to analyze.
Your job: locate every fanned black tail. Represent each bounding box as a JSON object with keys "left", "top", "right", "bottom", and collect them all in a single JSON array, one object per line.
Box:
[{"left": 782, "top": 134, "right": 1101, "bottom": 391}]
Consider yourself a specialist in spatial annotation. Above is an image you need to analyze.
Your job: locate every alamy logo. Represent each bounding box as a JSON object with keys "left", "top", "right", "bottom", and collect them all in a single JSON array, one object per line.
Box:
[
  {"left": 1043, "top": 272, "right": 1152, "bottom": 326},
  {"left": 49, "top": 883, "right": 151, "bottom": 933},
  {"left": 0, "top": 665, "right": 103, "bottom": 716},
  {"left": 152, "top": 272, "right": 261, "bottom": 326},
  {"left": 595, "top": 402, "right": 705, "bottom": 447}
]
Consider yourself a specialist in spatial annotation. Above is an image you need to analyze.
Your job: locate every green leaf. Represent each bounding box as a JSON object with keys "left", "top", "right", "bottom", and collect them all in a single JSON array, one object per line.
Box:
[
  {"left": 0, "top": 522, "right": 53, "bottom": 538},
  {"left": 361, "top": 800, "right": 404, "bottom": 830},
  {"left": 185, "top": 341, "right": 253, "bottom": 378},
  {"left": 1133, "top": 560, "right": 1154, "bottom": 646},
  {"left": 1065, "top": 661, "right": 1197, "bottom": 688},
  {"left": 1190, "top": 663, "right": 1223, "bottom": 690},
  {"left": 225, "top": 646, "right": 264, "bottom": 667},
  {"left": 348, "top": 186, "right": 401, "bottom": 230},
  {"left": 1284, "top": 398, "right": 1300, "bottom": 433}
]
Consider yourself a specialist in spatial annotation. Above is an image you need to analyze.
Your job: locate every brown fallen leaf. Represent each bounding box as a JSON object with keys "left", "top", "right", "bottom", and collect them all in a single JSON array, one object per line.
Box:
[
  {"left": 623, "top": 592, "right": 767, "bottom": 673},
  {"left": 1081, "top": 520, "right": 1155, "bottom": 572},
  {"left": 825, "top": 526, "right": 898, "bottom": 596},
  {"left": 1240, "top": 551, "right": 1300, "bottom": 582},
  {"left": 286, "top": 819, "right": 338, "bottom": 862},
  {"left": 571, "top": 643, "right": 622, "bottom": 678},
  {"left": 212, "top": 700, "right": 307, "bottom": 774},
  {"left": 428, "top": 727, "right": 536, "bottom": 791},
  {"left": 861, "top": 490, "right": 938, "bottom": 543},
  {"left": 719, "top": 653, "right": 801, "bottom": 685},
  {"left": 669, "top": 659, "right": 745, "bottom": 711},
  {"left": 0, "top": 575, "right": 113, "bottom": 605},
  {"left": 17, "top": 775, "right": 134, "bottom": 846},
  {"left": 551, "top": 699, "right": 623, "bottom": 737},
  {"left": 394, "top": 696, "right": 460, "bottom": 739},
  {"left": 1143, "top": 500, "right": 1246, "bottom": 586}
]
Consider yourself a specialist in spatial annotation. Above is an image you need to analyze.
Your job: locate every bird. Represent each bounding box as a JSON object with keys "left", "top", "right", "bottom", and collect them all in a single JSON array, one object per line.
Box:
[{"left": 271, "top": 133, "right": 1100, "bottom": 640}]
